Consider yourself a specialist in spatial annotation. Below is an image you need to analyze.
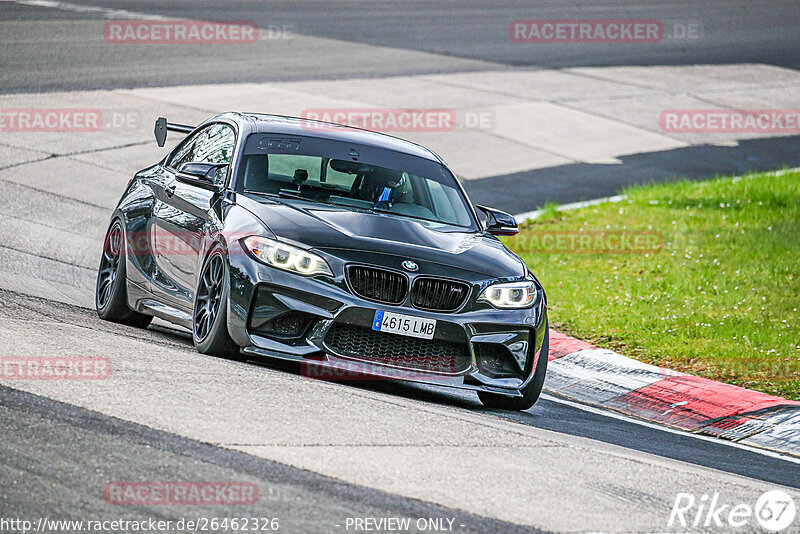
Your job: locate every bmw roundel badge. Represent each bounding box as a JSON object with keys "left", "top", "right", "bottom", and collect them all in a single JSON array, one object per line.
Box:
[{"left": 402, "top": 260, "right": 418, "bottom": 271}]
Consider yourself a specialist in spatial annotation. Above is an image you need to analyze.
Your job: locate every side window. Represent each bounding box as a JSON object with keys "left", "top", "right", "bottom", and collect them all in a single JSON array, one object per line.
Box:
[{"left": 168, "top": 123, "right": 236, "bottom": 185}]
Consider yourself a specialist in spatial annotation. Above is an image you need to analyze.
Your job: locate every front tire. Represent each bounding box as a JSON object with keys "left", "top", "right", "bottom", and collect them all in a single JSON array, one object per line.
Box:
[
  {"left": 478, "top": 324, "right": 549, "bottom": 411},
  {"left": 96, "top": 220, "right": 153, "bottom": 328},
  {"left": 193, "top": 247, "right": 239, "bottom": 357}
]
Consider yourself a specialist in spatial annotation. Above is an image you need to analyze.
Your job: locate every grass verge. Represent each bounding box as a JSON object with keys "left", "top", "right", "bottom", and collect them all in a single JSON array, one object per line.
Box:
[{"left": 504, "top": 169, "right": 800, "bottom": 400}]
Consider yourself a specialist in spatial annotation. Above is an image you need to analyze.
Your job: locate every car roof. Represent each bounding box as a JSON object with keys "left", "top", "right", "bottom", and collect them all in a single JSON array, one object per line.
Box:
[{"left": 211, "top": 112, "right": 442, "bottom": 163}]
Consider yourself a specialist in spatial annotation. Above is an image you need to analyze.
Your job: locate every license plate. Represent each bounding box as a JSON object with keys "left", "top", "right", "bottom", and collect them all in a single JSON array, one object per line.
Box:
[{"left": 372, "top": 310, "right": 436, "bottom": 340}]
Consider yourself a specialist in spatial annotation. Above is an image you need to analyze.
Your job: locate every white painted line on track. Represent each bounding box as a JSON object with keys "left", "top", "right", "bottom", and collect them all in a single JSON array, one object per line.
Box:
[
  {"left": 517, "top": 166, "right": 800, "bottom": 459},
  {"left": 540, "top": 392, "right": 800, "bottom": 465},
  {"left": 2, "top": 0, "right": 294, "bottom": 41},
  {"left": 513, "top": 166, "right": 800, "bottom": 221},
  {"left": 0, "top": 0, "right": 168, "bottom": 20},
  {"left": 514, "top": 195, "right": 625, "bottom": 222}
]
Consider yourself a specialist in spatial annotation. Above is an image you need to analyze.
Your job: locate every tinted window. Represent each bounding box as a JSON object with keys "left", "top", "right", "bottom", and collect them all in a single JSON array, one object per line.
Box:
[
  {"left": 169, "top": 123, "right": 236, "bottom": 185},
  {"left": 240, "top": 152, "right": 474, "bottom": 228}
]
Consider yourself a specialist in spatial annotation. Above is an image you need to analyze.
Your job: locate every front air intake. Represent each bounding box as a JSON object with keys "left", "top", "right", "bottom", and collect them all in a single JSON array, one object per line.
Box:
[
  {"left": 324, "top": 323, "right": 470, "bottom": 374},
  {"left": 411, "top": 277, "right": 470, "bottom": 311},
  {"left": 347, "top": 265, "right": 408, "bottom": 305}
]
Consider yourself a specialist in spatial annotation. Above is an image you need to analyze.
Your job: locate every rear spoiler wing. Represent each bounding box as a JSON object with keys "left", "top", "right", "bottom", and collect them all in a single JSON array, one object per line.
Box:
[{"left": 154, "top": 117, "right": 194, "bottom": 147}]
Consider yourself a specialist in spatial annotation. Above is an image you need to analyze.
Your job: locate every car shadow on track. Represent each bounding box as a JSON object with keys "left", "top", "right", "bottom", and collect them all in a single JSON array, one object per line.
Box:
[
  {"left": 101, "top": 314, "right": 800, "bottom": 489},
  {"left": 236, "top": 351, "right": 548, "bottom": 417}
]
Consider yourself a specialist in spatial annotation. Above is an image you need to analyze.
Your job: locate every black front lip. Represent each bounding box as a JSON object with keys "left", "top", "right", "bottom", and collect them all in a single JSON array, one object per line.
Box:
[{"left": 227, "top": 247, "right": 547, "bottom": 395}]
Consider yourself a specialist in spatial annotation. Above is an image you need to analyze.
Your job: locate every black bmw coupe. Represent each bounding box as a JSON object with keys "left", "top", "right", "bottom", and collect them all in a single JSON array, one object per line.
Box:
[{"left": 96, "top": 113, "right": 549, "bottom": 410}]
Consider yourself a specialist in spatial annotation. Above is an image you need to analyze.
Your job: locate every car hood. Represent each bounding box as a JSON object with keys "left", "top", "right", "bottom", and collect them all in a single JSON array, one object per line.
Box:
[{"left": 240, "top": 197, "right": 525, "bottom": 279}]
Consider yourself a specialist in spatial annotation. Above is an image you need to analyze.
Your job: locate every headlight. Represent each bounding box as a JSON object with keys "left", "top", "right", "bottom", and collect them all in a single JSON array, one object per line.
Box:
[
  {"left": 242, "top": 236, "right": 332, "bottom": 276},
  {"left": 478, "top": 281, "right": 536, "bottom": 309}
]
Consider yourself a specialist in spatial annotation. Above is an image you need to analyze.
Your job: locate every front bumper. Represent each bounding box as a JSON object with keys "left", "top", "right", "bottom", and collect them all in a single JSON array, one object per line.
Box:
[{"left": 226, "top": 246, "right": 548, "bottom": 396}]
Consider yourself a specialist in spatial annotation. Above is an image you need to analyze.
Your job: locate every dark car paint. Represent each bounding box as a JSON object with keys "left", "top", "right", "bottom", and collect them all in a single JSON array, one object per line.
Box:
[
  {"left": 112, "top": 112, "right": 548, "bottom": 398},
  {"left": 235, "top": 194, "right": 526, "bottom": 279}
]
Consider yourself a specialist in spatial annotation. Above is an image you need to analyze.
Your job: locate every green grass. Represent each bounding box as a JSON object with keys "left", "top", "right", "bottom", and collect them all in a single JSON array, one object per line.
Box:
[
  {"left": 538, "top": 202, "right": 561, "bottom": 220},
  {"left": 504, "top": 169, "right": 800, "bottom": 400}
]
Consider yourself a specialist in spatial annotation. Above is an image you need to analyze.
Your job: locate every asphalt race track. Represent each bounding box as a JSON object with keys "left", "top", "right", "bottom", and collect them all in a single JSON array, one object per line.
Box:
[
  {"left": 1, "top": 2, "right": 799, "bottom": 533},
  {"left": 1, "top": 290, "right": 798, "bottom": 532},
  {"left": 2, "top": 0, "right": 800, "bottom": 92}
]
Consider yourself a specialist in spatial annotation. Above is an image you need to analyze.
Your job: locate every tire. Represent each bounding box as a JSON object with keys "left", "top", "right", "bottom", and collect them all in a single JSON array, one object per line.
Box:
[
  {"left": 478, "top": 324, "right": 549, "bottom": 411},
  {"left": 96, "top": 219, "right": 153, "bottom": 328},
  {"left": 192, "top": 246, "right": 239, "bottom": 357}
]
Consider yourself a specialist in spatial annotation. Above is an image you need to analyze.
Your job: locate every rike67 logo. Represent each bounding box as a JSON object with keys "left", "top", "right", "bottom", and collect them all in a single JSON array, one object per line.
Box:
[{"left": 669, "top": 490, "right": 796, "bottom": 531}]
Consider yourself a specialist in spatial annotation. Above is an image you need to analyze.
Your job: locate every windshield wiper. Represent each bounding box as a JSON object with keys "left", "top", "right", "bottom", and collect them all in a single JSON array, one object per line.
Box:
[
  {"left": 244, "top": 189, "right": 318, "bottom": 202},
  {"left": 243, "top": 190, "right": 276, "bottom": 198},
  {"left": 277, "top": 189, "right": 308, "bottom": 200},
  {"left": 368, "top": 206, "right": 467, "bottom": 231},
  {"left": 242, "top": 192, "right": 456, "bottom": 227},
  {"left": 369, "top": 206, "right": 433, "bottom": 224}
]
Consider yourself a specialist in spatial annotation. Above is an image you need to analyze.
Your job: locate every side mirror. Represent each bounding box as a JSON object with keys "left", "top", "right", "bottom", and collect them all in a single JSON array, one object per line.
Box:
[
  {"left": 176, "top": 162, "right": 227, "bottom": 191},
  {"left": 477, "top": 205, "right": 518, "bottom": 236}
]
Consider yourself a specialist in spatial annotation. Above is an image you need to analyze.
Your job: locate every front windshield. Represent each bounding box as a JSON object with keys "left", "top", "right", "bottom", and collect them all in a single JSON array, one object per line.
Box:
[{"left": 237, "top": 147, "right": 475, "bottom": 229}]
